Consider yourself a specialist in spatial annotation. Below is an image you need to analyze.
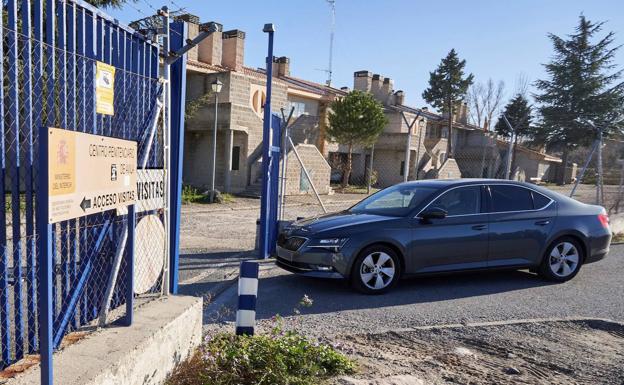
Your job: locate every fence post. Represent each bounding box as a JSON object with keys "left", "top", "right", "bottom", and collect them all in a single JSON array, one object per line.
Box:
[
  {"left": 403, "top": 123, "right": 412, "bottom": 183},
  {"left": 36, "top": 126, "right": 53, "bottom": 385},
  {"left": 124, "top": 204, "right": 135, "bottom": 326},
  {"left": 259, "top": 24, "right": 275, "bottom": 260},
  {"left": 236, "top": 261, "right": 259, "bottom": 336},
  {"left": 168, "top": 19, "right": 188, "bottom": 294},
  {"left": 502, "top": 114, "right": 515, "bottom": 180},
  {"left": 596, "top": 126, "right": 604, "bottom": 206},
  {"left": 571, "top": 137, "right": 599, "bottom": 198},
  {"left": 367, "top": 145, "right": 375, "bottom": 194},
  {"left": 268, "top": 115, "right": 282, "bottom": 256},
  {"left": 278, "top": 107, "right": 294, "bottom": 221}
]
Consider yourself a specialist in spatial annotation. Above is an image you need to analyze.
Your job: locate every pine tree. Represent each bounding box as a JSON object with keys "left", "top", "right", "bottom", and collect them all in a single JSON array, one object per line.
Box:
[
  {"left": 495, "top": 94, "right": 534, "bottom": 175},
  {"left": 495, "top": 94, "right": 533, "bottom": 138},
  {"left": 327, "top": 90, "right": 388, "bottom": 187},
  {"left": 534, "top": 15, "right": 624, "bottom": 184},
  {"left": 422, "top": 49, "right": 474, "bottom": 158}
]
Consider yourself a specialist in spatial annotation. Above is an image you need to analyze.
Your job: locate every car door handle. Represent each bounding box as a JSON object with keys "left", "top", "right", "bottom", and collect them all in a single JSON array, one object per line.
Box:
[
  {"left": 472, "top": 224, "right": 487, "bottom": 231},
  {"left": 535, "top": 220, "right": 551, "bottom": 226}
]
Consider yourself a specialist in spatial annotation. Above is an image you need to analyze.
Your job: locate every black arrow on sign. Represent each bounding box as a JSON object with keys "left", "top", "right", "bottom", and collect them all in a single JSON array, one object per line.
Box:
[{"left": 80, "top": 197, "right": 92, "bottom": 212}]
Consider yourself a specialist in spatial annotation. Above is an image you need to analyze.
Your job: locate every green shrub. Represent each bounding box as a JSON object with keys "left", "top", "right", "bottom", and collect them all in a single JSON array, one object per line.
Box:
[{"left": 166, "top": 327, "right": 354, "bottom": 385}]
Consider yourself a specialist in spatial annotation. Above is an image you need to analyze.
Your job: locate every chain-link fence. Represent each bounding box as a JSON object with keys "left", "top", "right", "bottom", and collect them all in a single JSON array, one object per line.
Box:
[
  {"left": 0, "top": 0, "right": 165, "bottom": 372},
  {"left": 278, "top": 126, "right": 624, "bottom": 222}
]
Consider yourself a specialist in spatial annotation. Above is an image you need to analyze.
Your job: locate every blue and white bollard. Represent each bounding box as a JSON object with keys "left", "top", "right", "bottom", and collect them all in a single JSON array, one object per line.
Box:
[{"left": 235, "top": 261, "right": 259, "bottom": 336}]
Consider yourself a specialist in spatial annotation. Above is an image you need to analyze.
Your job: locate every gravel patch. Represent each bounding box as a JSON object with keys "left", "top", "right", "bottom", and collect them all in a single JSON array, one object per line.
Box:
[{"left": 330, "top": 319, "right": 624, "bottom": 384}]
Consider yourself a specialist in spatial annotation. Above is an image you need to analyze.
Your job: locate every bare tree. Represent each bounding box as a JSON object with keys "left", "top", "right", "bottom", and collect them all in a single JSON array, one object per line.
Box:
[
  {"left": 468, "top": 78, "right": 505, "bottom": 129},
  {"left": 514, "top": 73, "right": 529, "bottom": 97}
]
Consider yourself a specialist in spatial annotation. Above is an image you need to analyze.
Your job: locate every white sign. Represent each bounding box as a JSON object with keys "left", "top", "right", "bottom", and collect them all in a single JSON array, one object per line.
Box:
[
  {"left": 48, "top": 128, "right": 137, "bottom": 223},
  {"left": 134, "top": 214, "right": 165, "bottom": 294},
  {"left": 117, "top": 169, "right": 165, "bottom": 215}
]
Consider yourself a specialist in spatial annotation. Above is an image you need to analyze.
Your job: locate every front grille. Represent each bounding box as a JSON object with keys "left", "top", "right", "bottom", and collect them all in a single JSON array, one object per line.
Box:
[{"left": 277, "top": 235, "right": 307, "bottom": 251}]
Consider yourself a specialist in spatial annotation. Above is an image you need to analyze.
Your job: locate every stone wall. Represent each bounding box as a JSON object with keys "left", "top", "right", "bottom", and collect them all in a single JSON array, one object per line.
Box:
[
  {"left": 283, "top": 144, "right": 332, "bottom": 195},
  {"left": 437, "top": 158, "right": 462, "bottom": 179},
  {"left": 183, "top": 68, "right": 291, "bottom": 192}
]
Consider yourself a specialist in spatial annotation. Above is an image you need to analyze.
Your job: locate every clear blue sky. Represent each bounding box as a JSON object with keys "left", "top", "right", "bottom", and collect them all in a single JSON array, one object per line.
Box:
[{"left": 109, "top": 0, "right": 624, "bottom": 110}]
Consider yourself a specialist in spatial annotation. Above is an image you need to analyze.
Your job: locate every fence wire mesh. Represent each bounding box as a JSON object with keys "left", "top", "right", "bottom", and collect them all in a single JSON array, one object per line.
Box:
[
  {"left": 279, "top": 128, "right": 624, "bottom": 223},
  {"left": 1, "top": 6, "right": 164, "bottom": 371}
]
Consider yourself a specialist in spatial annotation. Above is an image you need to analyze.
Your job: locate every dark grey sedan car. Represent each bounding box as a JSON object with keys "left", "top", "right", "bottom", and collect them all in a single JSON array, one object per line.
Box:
[{"left": 275, "top": 179, "right": 611, "bottom": 294}]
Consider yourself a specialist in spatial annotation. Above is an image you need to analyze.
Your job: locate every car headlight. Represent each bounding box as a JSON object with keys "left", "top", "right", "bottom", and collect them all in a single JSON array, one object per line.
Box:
[{"left": 307, "top": 238, "right": 348, "bottom": 250}]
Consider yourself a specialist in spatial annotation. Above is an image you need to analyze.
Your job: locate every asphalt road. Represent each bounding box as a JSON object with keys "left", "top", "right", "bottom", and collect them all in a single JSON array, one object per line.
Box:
[{"left": 202, "top": 244, "right": 624, "bottom": 337}]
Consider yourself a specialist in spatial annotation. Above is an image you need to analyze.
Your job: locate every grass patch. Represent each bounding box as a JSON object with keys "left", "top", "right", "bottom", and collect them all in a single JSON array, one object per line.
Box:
[
  {"left": 220, "top": 193, "right": 236, "bottom": 204},
  {"left": 181, "top": 185, "right": 209, "bottom": 204},
  {"left": 166, "top": 327, "right": 354, "bottom": 385},
  {"left": 181, "top": 186, "right": 236, "bottom": 204},
  {"left": 331, "top": 184, "right": 379, "bottom": 194}
]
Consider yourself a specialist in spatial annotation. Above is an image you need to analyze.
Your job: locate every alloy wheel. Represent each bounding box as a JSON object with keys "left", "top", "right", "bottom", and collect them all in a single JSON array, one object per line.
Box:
[
  {"left": 549, "top": 241, "right": 580, "bottom": 278},
  {"left": 359, "top": 251, "right": 396, "bottom": 290}
]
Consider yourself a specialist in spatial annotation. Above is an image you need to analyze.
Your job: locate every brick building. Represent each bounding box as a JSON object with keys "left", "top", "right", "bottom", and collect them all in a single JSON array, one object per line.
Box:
[
  {"left": 339, "top": 70, "right": 563, "bottom": 186},
  {"left": 176, "top": 15, "right": 563, "bottom": 195},
  {"left": 180, "top": 18, "right": 345, "bottom": 195}
]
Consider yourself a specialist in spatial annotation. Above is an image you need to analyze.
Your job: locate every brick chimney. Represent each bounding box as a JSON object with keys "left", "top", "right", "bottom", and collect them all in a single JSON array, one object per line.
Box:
[
  {"left": 272, "top": 56, "right": 290, "bottom": 77},
  {"left": 177, "top": 14, "right": 200, "bottom": 61},
  {"left": 197, "top": 22, "right": 223, "bottom": 65},
  {"left": 382, "top": 77, "right": 393, "bottom": 96},
  {"left": 221, "top": 29, "right": 245, "bottom": 71},
  {"left": 454, "top": 102, "right": 468, "bottom": 124},
  {"left": 371, "top": 74, "right": 383, "bottom": 96},
  {"left": 394, "top": 90, "right": 405, "bottom": 105},
  {"left": 353, "top": 70, "right": 372, "bottom": 92}
]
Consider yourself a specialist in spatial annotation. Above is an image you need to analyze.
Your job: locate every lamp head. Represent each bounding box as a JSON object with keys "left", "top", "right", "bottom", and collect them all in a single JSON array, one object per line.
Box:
[{"left": 211, "top": 79, "right": 223, "bottom": 93}]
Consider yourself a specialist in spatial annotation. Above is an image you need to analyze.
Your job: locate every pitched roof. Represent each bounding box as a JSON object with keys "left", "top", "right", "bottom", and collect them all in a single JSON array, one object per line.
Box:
[{"left": 495, "top": 138, "right": 562, "bottom": 163}]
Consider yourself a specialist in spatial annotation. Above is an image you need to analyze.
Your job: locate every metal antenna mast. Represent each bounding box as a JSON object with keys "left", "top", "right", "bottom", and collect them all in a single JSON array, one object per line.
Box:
[{"left": 326, "top": 0, "right": 335, "bottom": 86}]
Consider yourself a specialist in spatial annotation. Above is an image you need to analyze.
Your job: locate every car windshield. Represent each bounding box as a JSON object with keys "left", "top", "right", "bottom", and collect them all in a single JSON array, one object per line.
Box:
[{"left": 349, "top": 184, "right": 438, "bottom": 216}]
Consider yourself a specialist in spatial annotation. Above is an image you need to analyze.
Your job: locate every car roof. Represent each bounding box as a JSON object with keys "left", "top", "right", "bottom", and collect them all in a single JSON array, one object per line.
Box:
[{"left": 400, "top": 178, "right": 531, "bottom": 189}]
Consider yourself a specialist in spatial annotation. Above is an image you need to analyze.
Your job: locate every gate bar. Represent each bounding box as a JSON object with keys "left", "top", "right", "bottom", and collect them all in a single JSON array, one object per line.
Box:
[{"left": 37, "top": 126, "right": 53, "bottom": 385}]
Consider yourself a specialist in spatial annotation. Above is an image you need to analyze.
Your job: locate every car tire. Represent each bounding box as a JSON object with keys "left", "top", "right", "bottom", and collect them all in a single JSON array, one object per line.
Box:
[
  {"left": 351, "top": 245, "right": 401, "bottom": 294},
  {"left": 538, "top": 237, "right": 584, "bottom": 282}
]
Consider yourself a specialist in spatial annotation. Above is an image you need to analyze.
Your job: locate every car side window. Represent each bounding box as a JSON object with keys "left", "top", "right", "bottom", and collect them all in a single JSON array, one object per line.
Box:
[
  {"left": 532, "top": 191, "right": 552, "bottom": 209},
  {"left": 428, "top": 186, "right": 481, "bottom": 216},
  {"left": 489, "top": 185, "right": 533, "bottom": 212}
]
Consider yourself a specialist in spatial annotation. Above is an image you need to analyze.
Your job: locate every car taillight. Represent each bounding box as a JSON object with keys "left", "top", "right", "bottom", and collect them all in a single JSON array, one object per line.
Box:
[{"left": 598, "top": 212, "right": 610, "bottom": 228}]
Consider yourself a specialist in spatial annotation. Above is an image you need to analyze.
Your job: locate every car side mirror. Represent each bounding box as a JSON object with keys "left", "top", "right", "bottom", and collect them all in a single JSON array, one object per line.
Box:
[{"left": 420, "top": 207, "right": 448, "bottom": 220}]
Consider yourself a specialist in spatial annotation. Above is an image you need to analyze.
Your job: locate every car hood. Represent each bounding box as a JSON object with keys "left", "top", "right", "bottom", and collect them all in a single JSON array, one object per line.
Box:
[{"left": 289, "top": 211, "right": 397, "bottom": 234}]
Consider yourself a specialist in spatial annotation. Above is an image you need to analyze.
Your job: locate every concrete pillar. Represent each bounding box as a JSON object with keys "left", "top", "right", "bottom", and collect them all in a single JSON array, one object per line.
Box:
[{"left": 224, "top": 129, "right": 234, "bottom": 192}]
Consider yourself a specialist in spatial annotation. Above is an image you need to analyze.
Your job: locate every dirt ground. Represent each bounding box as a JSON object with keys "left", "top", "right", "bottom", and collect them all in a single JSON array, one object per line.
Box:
[{"left": 330, "top": 319, "right": 624, "bottom": 385}]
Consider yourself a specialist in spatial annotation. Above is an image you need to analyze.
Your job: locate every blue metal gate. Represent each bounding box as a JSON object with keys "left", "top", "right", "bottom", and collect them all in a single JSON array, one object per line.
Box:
[{"left": 0, "top": 0, "right": 163, "bottom": 381}]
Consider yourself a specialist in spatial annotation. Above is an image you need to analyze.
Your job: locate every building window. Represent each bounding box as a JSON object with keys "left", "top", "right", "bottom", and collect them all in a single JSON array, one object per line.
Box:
[
  {"left": 400, "top": 161, "right": 405, "bottom": 176},
  {"left": 300, "top": 169, "right": 313, "bottom": 192},
  {"left": 232, "top": 146, "right": 240, "bottom": 171},
  {"left": 287, "top": 101, "right": 307, "bottom": 118},
  {"left": 251, "top": 89, "right": 266, "bottom": 117}
]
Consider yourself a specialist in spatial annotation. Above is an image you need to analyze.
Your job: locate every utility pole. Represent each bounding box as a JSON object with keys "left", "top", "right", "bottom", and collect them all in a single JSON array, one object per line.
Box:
[{"left": 325, "top": 0, "right": 335, "bottom": 86}]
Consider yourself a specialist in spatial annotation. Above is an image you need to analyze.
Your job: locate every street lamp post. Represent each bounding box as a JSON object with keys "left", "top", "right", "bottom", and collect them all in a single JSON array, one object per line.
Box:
[{"left": 209, "top": 78, "right": 223, "bottom": 202}]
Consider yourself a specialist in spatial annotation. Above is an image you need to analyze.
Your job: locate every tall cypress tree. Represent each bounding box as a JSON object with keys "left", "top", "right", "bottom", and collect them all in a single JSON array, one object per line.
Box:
[
  {"left": 534, "top": 16, "right": 624, "bottom": 183},
  {"left": 422, "top": 49, "right": 474, "bottom": 158}
]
